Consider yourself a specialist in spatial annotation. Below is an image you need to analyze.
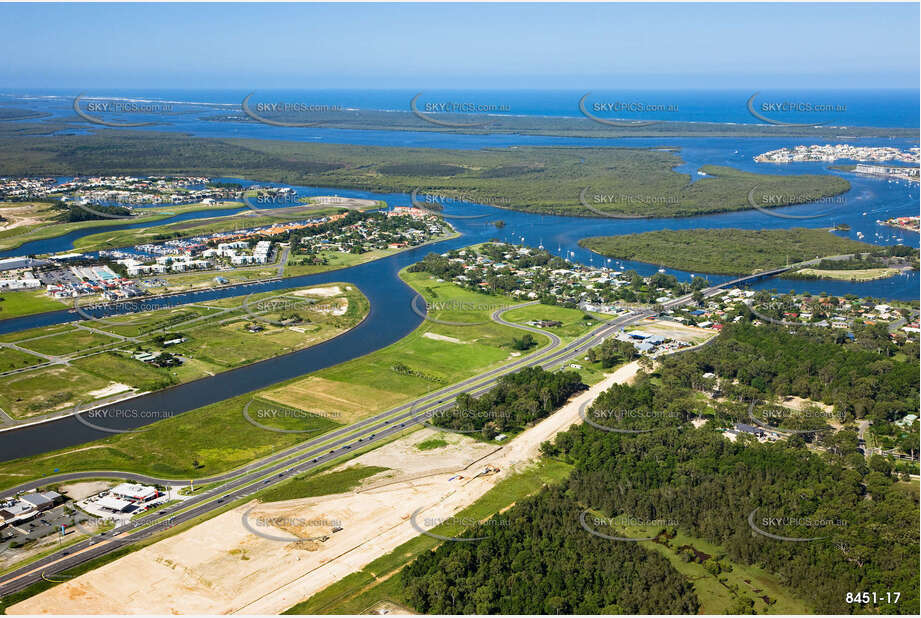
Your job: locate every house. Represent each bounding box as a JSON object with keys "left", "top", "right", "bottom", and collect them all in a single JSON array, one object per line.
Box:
[{"left": 734, "top": 423, "right": 765, "bottom": 437}]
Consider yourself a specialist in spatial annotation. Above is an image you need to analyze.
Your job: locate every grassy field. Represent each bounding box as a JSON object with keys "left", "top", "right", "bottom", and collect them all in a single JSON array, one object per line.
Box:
[
  {"left": 0, "top": 364, "right": 111, "bottom": 419},
  {"left": 500, "top": 303, "right": 608, "bottom": 340},
  {"left": 16, "top": 329, "right": 120, "bottom": 357},
  {"left": 0, "top": 347, "right": 45, "bottom": 372},
  {"left": 0, "top": 284, "right": 368, "bottom": 420},
  {"left": 0, "top": 323, "right": 73, "bottom": 344},
  {"left": 580, "top": 227, "right": 877, "bottom": 275},
  {"left": 282, "top": 458, "right": 574, "bottom": 615},
  {"left": 0, "top": 289, "right": 68, "bottom": 321},
  {"left": 259, "top": 465, "right": 388, "bottom": 502},
  {"left": 0, "top": 132, "right": 849, "bottom": 219},
  {"left": 260, "top": 269, "right": 550, "bottom": 424},
  {"left": 0, "top": 393, "right": 342, "bottom": 485},
  {"left": 0, "top": 271, "right": 556, "bottom": 488}
]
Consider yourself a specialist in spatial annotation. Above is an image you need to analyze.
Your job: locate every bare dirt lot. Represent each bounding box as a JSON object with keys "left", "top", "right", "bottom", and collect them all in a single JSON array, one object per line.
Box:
[
  {"left": 9, "top": 362, "right": 640, "bottom": 615},
  {"left": 635, "top": 319, "right": 714, "bottom": 343}
]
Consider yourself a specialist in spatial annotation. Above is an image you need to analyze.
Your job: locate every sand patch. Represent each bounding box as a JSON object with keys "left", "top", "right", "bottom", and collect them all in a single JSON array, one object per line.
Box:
[
  {"left": 421, "top": 332, "right": 463, "bottom": 344},
  {"left": 292, "top": 286, "right": 342, "bottom": 298},
  {"left": 57, "top": 481, "right": 114, "bottom": 501},
  {"left": 638, "top": 320, "right": 715, "bottom": 344},
  {"left": 313, "top": 298, "right": 348, "bottom": 316},
  {"left": 86, "top": 383, "right": 132, "bottom": 399}
]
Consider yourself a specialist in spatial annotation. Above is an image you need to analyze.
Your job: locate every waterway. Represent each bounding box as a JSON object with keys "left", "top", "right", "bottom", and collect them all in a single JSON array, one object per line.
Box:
[{"left": 0, "top": 91, "right": 917, "bottom": 462}]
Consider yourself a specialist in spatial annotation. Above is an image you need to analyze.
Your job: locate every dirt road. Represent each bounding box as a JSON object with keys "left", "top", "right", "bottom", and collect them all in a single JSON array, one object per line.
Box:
[{"left": 9, "top": 362, "right": 640, "bottom": 615}]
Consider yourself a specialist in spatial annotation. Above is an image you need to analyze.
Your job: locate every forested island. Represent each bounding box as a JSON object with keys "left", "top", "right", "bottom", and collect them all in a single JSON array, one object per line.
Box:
[
  {"left": 0, "top": 129, "right": 848, "bottom": 218},
  {"left": 579, "top": 227, "right": 915, "bottom": 275},
  {"left": 200, "top": 106, "right": 919, "bottom": 139}
]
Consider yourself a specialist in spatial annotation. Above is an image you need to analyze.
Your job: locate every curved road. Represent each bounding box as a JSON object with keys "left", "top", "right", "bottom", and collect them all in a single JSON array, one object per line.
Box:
[{"left": 0, "top": 271, "right": 765, "bottom": 598}]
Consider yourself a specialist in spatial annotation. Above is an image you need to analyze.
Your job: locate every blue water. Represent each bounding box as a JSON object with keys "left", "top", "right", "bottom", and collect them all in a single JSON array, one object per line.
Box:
[
  {"left": 4, "top": 88, "right": 919, "bottom": 127},
  {"left": 1, "top": 89, "right": 918, "bottom": 300},
  {"left": 2, "top": 165, "right": 918, "bottom": 298}
]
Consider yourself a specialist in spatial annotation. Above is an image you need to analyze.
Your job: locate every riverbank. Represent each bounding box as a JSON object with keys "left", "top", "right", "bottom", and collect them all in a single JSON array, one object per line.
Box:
[
  {"left": 0, "top": 263, "right": 593, "bottom": 488},
  {"left": 0, "top": 283, "right": 369, "bottom": 424}
]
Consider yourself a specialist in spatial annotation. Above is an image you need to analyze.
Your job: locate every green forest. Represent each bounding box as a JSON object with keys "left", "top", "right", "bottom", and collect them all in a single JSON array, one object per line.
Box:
[
  {"left": 0, "top": 130, "right": 847, "bottom": 218},
  {"left": 432, "top": 367, "right": 586, "bottom": 438},
  {"left": 400, "top": 323, "right": 920, "bottom": 615},
  {"left": 580, "top": 228, "right": 879, "bottom": 275}
]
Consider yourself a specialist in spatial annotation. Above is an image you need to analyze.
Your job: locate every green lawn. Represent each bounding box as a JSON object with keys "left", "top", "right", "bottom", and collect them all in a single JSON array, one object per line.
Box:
[
  {"left": 283, "top": 458, "right": 573, "bottom": 615},
  {"left": 0, "top": 347, "right": 46, "bottom": 372},
  {"left": 0, "top": 290, "right": 68, "bottom": 320},
  {"left": 17, "top": 329, "right": 120, "bottom": 357},
  {"left": 500, "top": 303, "right": 608, "bottom": 340},
  {"left": 259, "top": 465, "right": 388, "bottom": 502}
]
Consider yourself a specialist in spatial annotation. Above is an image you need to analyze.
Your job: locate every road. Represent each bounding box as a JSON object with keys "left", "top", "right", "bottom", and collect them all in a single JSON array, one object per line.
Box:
[{"left": 0, "top": 271, "right": 759, "bottom": 599}]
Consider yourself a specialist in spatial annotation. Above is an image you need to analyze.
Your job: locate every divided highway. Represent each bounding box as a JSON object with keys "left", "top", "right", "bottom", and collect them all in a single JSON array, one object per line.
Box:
[{"left": 0, "top": 272, "right": 761, "bottom": 598}]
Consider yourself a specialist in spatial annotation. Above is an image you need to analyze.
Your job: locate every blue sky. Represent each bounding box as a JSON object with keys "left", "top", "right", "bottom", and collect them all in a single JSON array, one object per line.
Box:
[{"left": 1, "top": 2, "right": 918, "bottom": 89}]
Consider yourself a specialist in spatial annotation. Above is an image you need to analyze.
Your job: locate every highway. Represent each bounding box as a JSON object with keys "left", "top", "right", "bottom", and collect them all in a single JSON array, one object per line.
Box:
[{"left": 0, "top": 270, "right": 769, "bottom": 599}]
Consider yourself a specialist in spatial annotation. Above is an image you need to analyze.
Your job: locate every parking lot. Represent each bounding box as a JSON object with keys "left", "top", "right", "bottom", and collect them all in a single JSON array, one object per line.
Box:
[{"left": 0, "top": 503, "right": 94, "bottom": 549}]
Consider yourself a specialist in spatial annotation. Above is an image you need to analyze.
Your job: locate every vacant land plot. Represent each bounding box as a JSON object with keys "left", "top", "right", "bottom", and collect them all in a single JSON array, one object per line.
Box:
[
  {"left": 629, "top": 319, "right": 715, "bottom": 344},
  {"left": 262, "top": 271, "right": 547, "bottom": 425},
  {"left": 0, "top": 289, "right": 68, "bottom": 320},
  {"left": 0, "top": 284, "right": 368, "bottom": 420},
  {"left": 501, "top": 303, "right": 608, "bottom": 340},
  {"left": 0, "top": 347, "right": 45, "bottom": 372},
  {"left": 261, "top": 376, "right": 405, "bottom": 425},
  {"left": 0, "top": 394, "right": 340, "bottom": 487},
  {"left": 18, "top": 329, "right": 120, "bottom": 357},
  {"left": 0, "top": 364, "right": 112, "bottom": 419},
  {"left": 71, "top": 352, "right": 172, "bottom": 393}
]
